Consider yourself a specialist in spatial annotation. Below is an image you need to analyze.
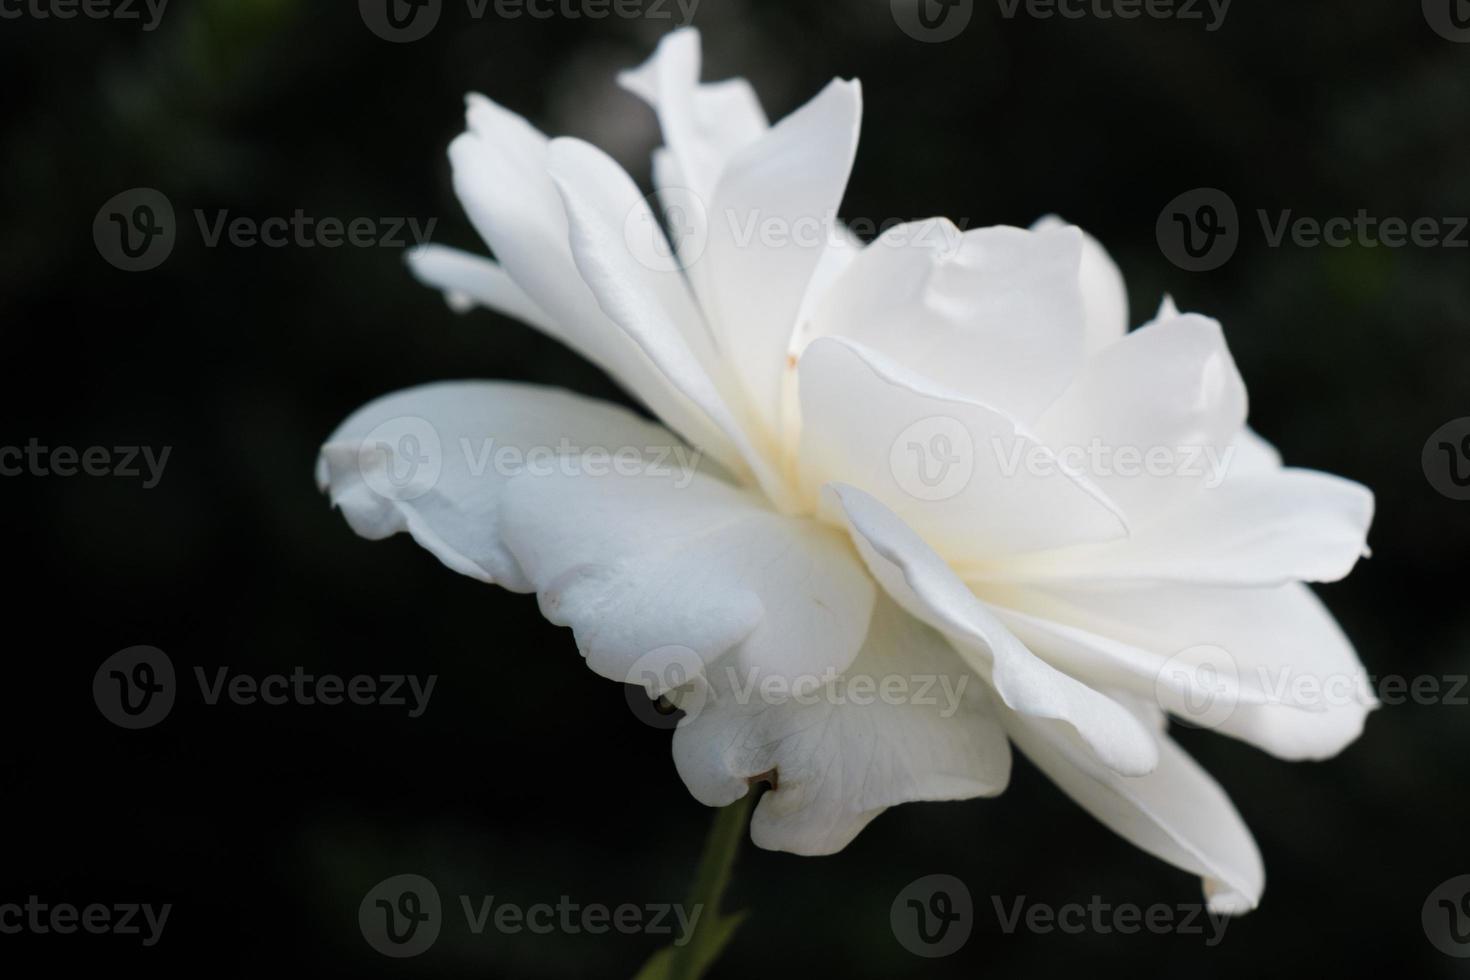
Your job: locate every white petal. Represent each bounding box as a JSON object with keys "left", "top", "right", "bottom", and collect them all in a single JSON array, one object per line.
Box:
[
  {"left": 619, "top": 29, "right": 864, "bottom": 438},
  {"left": 496, "top": 466, "right": 875, "bottom": 693},
  {"left": 1000, "top": 697, "right": 1265, "bottom": 914},
  {"left": 406, "top": 244, "right": 554, "bottom": 328},
  {"left": 703, "top": 77, "right": 862, "bottom": 431},
  {"left": 673, "top": 594, "right": 1011, "bottom": 855},
  {"left": 983, "top": 469, "right": 1373, "bottom": 588},
  {"left": 1231, "top": 426, "right": 1284, "bottom": 474},
  {"left": 445, "top": 94, "right": 750, "bottom": 479},
  {"left": 797, "top": 336, "right": 1128, "bottom": 560},
  {"left": 544, "top": 137, "right": 714, "bottom": 355},
  {"left": 617, "top": 27, "right": 768, "bottom": 201},
  {"left": 1033, "top": 312, "right": 1248, "bottom": 514},
  {"left": 823, "top": 483, "right": 1159, "bottom": 777},
  {"left": 1032, "top": 215, "right": 1129, "bottom": 353},
  {"left": 981, "top": 598, "right": 1284, "bottom": 722},
  {"left": 806, "top": 221, "right": 1089, "bottom": 422},
  {"left": 546, "top": 136, "right": 796, "bottom": 508},
  {"left": 982, "top": 582, "right": 1376, "bottom": 761},
  {"left": 317, "top": 381, "right": 684, "bottom": 591}
]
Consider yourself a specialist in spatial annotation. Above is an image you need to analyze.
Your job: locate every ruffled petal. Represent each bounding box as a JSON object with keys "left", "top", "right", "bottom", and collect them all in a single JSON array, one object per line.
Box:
[
  {"left": 797, "top": 336, "right": 1129, "bottom": 560},
  {"left": 807, "top": 221, "right": 1089, "bottom": 422},
  {"left": 617, "top": 27, "right": 769, "bottom": 201},
  {"left": 544, "top": 136, "right": 795, "bottom": 506},
  {"left": 440, "top": 93, "right": 751, "bottom": 478},
  {"left": 317, "top": 381, "right": 688, "bottom": 590},
  {"left": 497, "top": 464, "right": 875, "bottom": 693},
  {"left": 822, "top": 483, "right": 1158, "bottom": 777},
  {"left": 1032, "top": 214, "right": 1129, "bottom": 353},
  {"left": 673, "top": 594, "right": 1010, "bottom": 855},
  {"left": 1032, "top": 311, "right": 1248, "bottom": 515}
]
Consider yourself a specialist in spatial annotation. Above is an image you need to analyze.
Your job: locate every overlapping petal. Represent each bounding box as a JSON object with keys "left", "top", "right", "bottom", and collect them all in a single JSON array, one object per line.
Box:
[
  {"left": 423, "top": 92, "right": 753, "bottom": 481},
  {"left": 1031, "top": 310, "right": 1248, "bottom": 513},
  {"left": 673, "top": 593, "right": 1010, "bottom": 855},
  {"left": 498, "top": 464, "right": 875, "bottom": 694},
  {"left": 321, "top": 29, "right": 1378, "bottom": 895},
  {"left": 317, "top": 380, "right": 677, "bottom": 589},
  {"left": 1032, "top": 214, "right": 1129, "bottom": 353},
  {"left": 318, "top": 380, "right": 875, "bottom": 698},
  {"left": 797, "top": 336, "right": 1129, "bottom": 560},
  {"left": 980, "top": 581, "right": 1376, "bottom": 761},
  {"left": 973, "top": 468, "right": 1373, "bottom": 588},
  {"left": 807, "top": 221, "right": 1089, "bottom": 422},
  {"left": 822, "top": 483, "right": 1158, "bottom": 777},
  {"left": 617, "top": 28, "right": 769, "bottom": 203},
  {"left": 1000, "top": 693, "right": 1265, "bottom": 914},
  {"left": 623, "top": 27, "right": 862, "bottom": 435},
  {"left": 701, "top": 78, "right": 862, "bottom": 431},
  {"left": 544, "top": 135, "right": 796, "bottom": 507}
]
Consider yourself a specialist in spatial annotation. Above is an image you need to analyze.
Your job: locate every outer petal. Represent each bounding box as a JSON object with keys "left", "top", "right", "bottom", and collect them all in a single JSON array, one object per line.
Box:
[
  {"left": 1032, "top": 215, "right": 1129, "bottom": 353},
  {"left": 1032, "top": 312, "right": 1248, "bottom": 515},
  {"left": 977, "top": 593, "right": 1284, "bottom": 730},
  {"left": 316, "top": 381, "right": 687, "bottom": 591},
  {"left": 979, "top": 582, "right": 1377, "bottom": 761},
  {"left": 621, "top": 28, "right": 864, "bottom": 440},
  {"left": 545, "top": 137, "right": 796, "bottom": 509},
  {"left": 822, "top": 484, "right": 1158, "bottom": 777},
  {"left": 438, "top": 94, "right": 750, "bottom": 478},
  {"left": 703, "top": 76, "right": 862, "bottom": 432},
  {"left": 807, "top": 221, "right": 1089, "bottom": 422},
  {"left": 673, "top": 594, "right": 1011, "bottom": 855},
  {"left": 542, "top": 138, "right": 712, "bottom": 358},
  {"left": 496, "top": 466, "right": 875, "bottom": 694},
  {"left": 1000, "top": 696, "right": 1265, "bottom": 915},
  {"left": 406, "top": 244, "right": 555, "bottom": 330},
  {"left": 1231, "top": 425, "right": 1284, "bottom": 474},
  {"left": 978, "top": 469, "right": 1374, "bottom": 588},
  {"left": 617, "top": 27, "right": 768, "bottom": 202},
  {"left": 797, "top": 336, "right": 1129, "bottom": 561}
]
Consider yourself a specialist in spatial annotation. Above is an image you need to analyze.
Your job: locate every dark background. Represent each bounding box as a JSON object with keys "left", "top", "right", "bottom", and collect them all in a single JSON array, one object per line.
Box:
[{"left": 2, "top": 0, "right": 1467, "bottom": 975}]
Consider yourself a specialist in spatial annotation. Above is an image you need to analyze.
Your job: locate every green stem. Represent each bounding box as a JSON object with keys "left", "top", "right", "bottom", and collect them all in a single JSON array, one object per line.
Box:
[{"left": 667, "top": 792, "right": 756, "bottom": 980}]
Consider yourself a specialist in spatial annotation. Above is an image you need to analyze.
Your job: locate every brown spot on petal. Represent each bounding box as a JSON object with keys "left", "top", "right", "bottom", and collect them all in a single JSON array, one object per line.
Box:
[{"left": 747, "top": 768, "right": 779, "bottom": 791}]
